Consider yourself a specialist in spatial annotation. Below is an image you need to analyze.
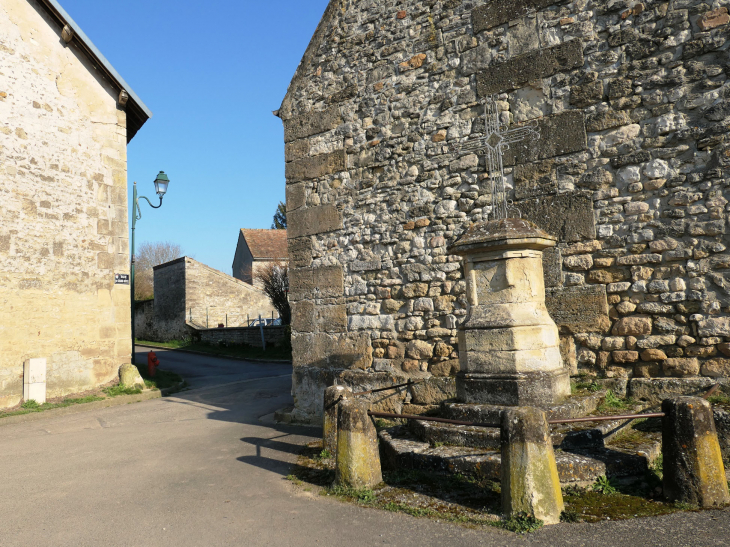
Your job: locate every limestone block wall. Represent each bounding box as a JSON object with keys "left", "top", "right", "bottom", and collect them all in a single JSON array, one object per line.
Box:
[
  {"left": 0, "top": 0, "right": 132, "bottom": 408},
  {"left": 281, "top": 0, "right": 730, "bottom": 421},
  {"left": 135, "top": 257, "right": 277, "bottom": 342}
]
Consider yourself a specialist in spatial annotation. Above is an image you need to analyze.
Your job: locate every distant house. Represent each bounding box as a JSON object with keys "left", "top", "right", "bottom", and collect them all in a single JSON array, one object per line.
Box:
[
  {"left": 0, "top": 0, "right": 151, "bottom": 408},
  {"left": 232, "top": 229, "right": 288, "bottom": 288},
  {"left": 135, "top": 257, "right": 277, "bottom": 342}
]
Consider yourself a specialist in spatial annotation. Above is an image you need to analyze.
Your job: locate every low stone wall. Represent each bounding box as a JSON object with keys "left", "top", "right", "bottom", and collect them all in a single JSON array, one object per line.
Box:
[{"left": 197, "top": 326, "right": 288, "bottom": 349}]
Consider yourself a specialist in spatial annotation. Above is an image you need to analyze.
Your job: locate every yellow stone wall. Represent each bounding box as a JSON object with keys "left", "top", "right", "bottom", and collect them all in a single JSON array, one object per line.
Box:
[{"left": 0, "top": 0, "right": 131, "bottom": 408}]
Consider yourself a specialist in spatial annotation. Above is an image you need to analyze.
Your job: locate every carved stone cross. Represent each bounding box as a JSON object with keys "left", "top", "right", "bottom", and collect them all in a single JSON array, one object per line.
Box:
[{"left": 450, "top": 96, "right": 540, "bottom": 220}]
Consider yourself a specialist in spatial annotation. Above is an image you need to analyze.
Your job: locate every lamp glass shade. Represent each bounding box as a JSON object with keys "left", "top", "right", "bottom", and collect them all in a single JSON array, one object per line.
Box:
[{"left": 153, "top": 171, "right": 170, "bottom": 196}]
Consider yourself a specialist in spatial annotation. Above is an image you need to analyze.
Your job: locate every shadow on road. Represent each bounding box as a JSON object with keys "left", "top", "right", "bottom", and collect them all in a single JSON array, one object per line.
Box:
[{"left": 157, "top": 373, "right": 320, "bottom": 478}]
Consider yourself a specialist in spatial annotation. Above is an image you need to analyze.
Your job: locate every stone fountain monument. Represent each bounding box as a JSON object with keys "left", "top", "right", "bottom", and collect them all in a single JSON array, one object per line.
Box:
[
  {"left": 445, "top": 95, "right": 569, "bottom": 407},
  {"left": 449, "top": 218, "right": 570, "bottom": 406}
]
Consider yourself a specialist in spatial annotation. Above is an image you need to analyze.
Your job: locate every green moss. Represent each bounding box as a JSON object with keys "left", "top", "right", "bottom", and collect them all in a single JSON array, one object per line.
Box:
[{"left": 562, "top": 488, "right": 681, "bottom": 523}]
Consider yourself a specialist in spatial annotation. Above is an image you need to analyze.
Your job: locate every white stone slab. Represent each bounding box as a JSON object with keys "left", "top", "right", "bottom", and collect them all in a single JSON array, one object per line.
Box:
[
  {"left": 24, "top": 358, "right": 47, "bottom": 384},
  {"left": 23, "top": 382, "right": 46, "bottom": 404}
]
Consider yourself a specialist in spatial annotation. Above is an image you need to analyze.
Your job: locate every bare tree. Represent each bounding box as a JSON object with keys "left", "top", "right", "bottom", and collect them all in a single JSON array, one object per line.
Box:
[
  {"left": 135, "top": 241, "right": 184, "bottom": 300},
  {"left": 254, "top": 260, "right": 290, "bottom": 325}
]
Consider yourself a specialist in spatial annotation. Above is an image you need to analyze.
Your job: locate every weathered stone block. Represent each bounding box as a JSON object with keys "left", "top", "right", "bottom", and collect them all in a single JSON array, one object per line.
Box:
[
  {"left": 570, "top": 81, "right": 604, "bottom": 108},
  {"left": 287, "top": 205, "right": 343, "bottom": 239},
  {"left": 501, "top": 407, "right": 564, "bottom": 525},
  {"left": 285, "top": 149, "right": 346, "bottom": 182},
  {"left": 336, "top": 398, "right": 383, "bottom": 489},
  {"left": 477, "top": 40, "right": 584, "bottom": 96},
  {"left": 542, "top": 247, "right": 563, "bottom": 288},
  {"left": 285, "top": 139, "right": 310, "bottom": 163},
  {"left": 515, "top": 193, "right": 596, "bottom": 243},
  {"left": 702, "top": 358, "right": 730, "bottom": 378},
  {"left": 286, "top": 183, "right": 306, "bottom": 211},
  {"left": 409, "top": 377, "right": 456, "bottom": 405},
  {"left": 289, "top": 265, "right": 344, "bottom": 301},
  {"left": 288, "top": 237, "right": 313, "bottom": 269},
  {"left": 292, "top": 333, "right": 372, "bottom": 370},
  {"left": 118, "top": 364, "right": 144, "bottom": 390},
  {"left": 663, "top": 358, "right": 700, "bottom": 378},
  {"left": 472, "top": 0, "right": 560, "bottom": 32},
  {"left": 546, "top": 285, "right": 610, "bottom": 334},
  {"left": 503, "top": 111, "right": 587, "bottom": 166},
  {"left": 612, "top": 316, "right": 652, "bottom": 336},
  {"left": 284, "top": 105, "right": 342, "bottom": 143},
  {"left": 586, "top": 109, "right": 632, "bottom": 132},
  {"left": 662, "top": 397, "right": 730, "bottom": 507},
  {"left": 698, "top": 317, "right": 730, "bottom": 337}
]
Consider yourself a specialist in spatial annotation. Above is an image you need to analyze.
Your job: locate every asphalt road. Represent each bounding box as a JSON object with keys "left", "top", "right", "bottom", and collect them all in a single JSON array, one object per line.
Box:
[
  {"left": 134, "top": 344, "right": 293, "bottom": 389},
  {"left": 0, "top": 351, "right": 728, "bottom": 546}
]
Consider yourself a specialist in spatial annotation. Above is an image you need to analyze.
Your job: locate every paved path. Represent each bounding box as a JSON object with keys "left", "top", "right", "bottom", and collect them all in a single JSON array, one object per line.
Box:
[
  {"left": 0, "top": 352, "right": 728, "bottom": 546},
  {"left": 134, "top": 344, "right": 292, "bottom": 389}
]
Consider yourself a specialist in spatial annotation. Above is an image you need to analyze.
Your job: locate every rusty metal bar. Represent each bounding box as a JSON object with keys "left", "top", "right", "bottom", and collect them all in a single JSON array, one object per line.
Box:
[
  {"left": 703, "top": 383, "right": 721, "bottom": 400},
  {"left": 368, "top": 410, "right": 669, "bottom": 428},
  {"left": 354, "top": 380, "right": 424, "bottom": 396},
  {"left": 548, "top": 412, "right": 665, "bottom": 425},
  {"left": 368, "top": 410, "right": 499, "bottom": 428}
]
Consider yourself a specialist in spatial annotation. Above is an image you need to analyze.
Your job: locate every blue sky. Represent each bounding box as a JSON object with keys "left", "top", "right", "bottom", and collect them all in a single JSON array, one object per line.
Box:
[{"left": 60, "top": 0, "right": 330, "bottom": 274}]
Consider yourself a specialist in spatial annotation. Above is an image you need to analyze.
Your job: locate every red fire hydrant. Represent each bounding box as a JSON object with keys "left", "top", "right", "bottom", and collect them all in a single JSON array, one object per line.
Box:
[{"left": 147, "top": 351, "right": 160, "bottom": 377}]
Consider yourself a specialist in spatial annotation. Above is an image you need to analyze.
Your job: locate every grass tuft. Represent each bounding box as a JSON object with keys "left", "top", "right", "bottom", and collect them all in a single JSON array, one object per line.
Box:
[
  {"left": 499, "top": 512, "right": 543, "bottom": 533},
  {"left": 103, "top": 385, "right": 142, "bottom": 397},
  {"left": 592, "top": 476, "right": 617, "bottom": 495}
]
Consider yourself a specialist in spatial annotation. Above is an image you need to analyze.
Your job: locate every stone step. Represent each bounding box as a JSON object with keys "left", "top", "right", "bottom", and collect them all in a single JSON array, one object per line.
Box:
[
  {"left": 442, "top": 390, "right": 606, "bottom": 424},
  {"left": 410, "top": 419, "right": 501, "bottom": 450},
  {"left": 380, "top": 426, "right": 651, "bottom": 487}
]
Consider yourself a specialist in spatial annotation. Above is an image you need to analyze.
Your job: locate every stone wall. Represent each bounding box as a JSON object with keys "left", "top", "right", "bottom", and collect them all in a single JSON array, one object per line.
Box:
[
  {"left": 0, "top": 0, "right": 132, "bottom": 408},
  {"left": 135, "top": 257, "right": 278, "bottom": 342},
  {"left": 280, "top": 0, "right": 730, "bottom": 422},
  {"left": 197, "top": 326, "right": 288, "bottom": 349}
]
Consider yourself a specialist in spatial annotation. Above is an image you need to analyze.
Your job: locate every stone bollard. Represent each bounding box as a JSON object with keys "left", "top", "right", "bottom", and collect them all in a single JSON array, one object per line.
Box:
[
  {"left": 323, "top": 385, "right": 352, "bottom": 458},
  {"left": 662, "top": 397, "right": 730, "bottom": 507},
  {"left": 501, "top": 407, "right": 564, "bottom": 525},
  {"left": 335, "top": 398, "right": 383, "bottom": 489}
]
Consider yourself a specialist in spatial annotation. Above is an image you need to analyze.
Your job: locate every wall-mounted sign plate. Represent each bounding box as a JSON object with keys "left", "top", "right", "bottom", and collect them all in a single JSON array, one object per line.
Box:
[{"left": 115, "top": 273, "right": 130, "bottom": 285}]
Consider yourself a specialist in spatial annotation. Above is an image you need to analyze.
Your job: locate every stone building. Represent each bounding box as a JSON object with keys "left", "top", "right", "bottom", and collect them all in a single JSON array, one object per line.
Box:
[
  {"left": 0, "top": 0, "right": 150, "bottom": 409},
  {"left": 135, "top": 257, "right": 277, "bottom": 342},
  {"left": 279, "top": 0, "right": 730, "bottom": 422},
  {"left": 232, "top": 228, "right": 288, "bottom": 288}
]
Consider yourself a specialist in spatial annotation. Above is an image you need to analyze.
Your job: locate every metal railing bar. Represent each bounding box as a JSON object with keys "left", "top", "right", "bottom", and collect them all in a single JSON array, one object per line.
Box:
[
  {"left": 548, "top": 412, "right": 665, "bottom": 425},
  {"left": 703, "top": 383, "right": 721, "bottom": 400},
  {"left": 353, "top": 380, "right": 424, "bottom": 396}
]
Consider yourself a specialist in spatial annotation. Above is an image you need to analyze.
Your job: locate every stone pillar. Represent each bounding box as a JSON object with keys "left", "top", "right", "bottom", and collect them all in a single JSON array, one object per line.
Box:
[
  {"left": 323, "top": 385, "right": 351, "bottom": 457},
  {"left": 335, "top": 398, "right": 382, "bottom": 489},
  {"left": 662, "top": 397, "right": 730, "bottom": 507},
  {"left": 501, "top": 406, "right": 564, "bottom": 525},
  {"left": 449, "top": 219, "right": 570, "bottom": 405}
]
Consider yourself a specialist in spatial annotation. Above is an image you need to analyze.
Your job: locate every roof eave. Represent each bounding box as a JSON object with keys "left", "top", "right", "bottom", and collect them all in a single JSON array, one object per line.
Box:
[{"left": 37, "top": 0, "right": 152, "bottom": 142}]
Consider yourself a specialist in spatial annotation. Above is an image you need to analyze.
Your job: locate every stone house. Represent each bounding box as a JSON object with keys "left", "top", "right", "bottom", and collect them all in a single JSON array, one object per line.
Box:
[
  {"left": 279, "top": 0, "right": 730, "bottom": 422},
  {"left": 232, "top": 228, "right": 288, "bottom": 289},
  {"left": 135, "top": 257, "right": 277, "bottom": 342},
  {"left": 0, "top": 0, "right": 151, "bottom": 408}
]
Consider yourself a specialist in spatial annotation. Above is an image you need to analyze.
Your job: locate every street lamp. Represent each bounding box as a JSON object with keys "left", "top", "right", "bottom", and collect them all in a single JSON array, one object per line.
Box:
[{"left": 131, "top": 171, "right": 170, "bottom": 364}]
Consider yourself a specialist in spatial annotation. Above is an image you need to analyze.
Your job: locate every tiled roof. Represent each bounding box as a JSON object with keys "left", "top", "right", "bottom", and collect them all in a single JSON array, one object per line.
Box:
[{"left": 241, "top": 229, "right": 288, "bottom": 260}]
